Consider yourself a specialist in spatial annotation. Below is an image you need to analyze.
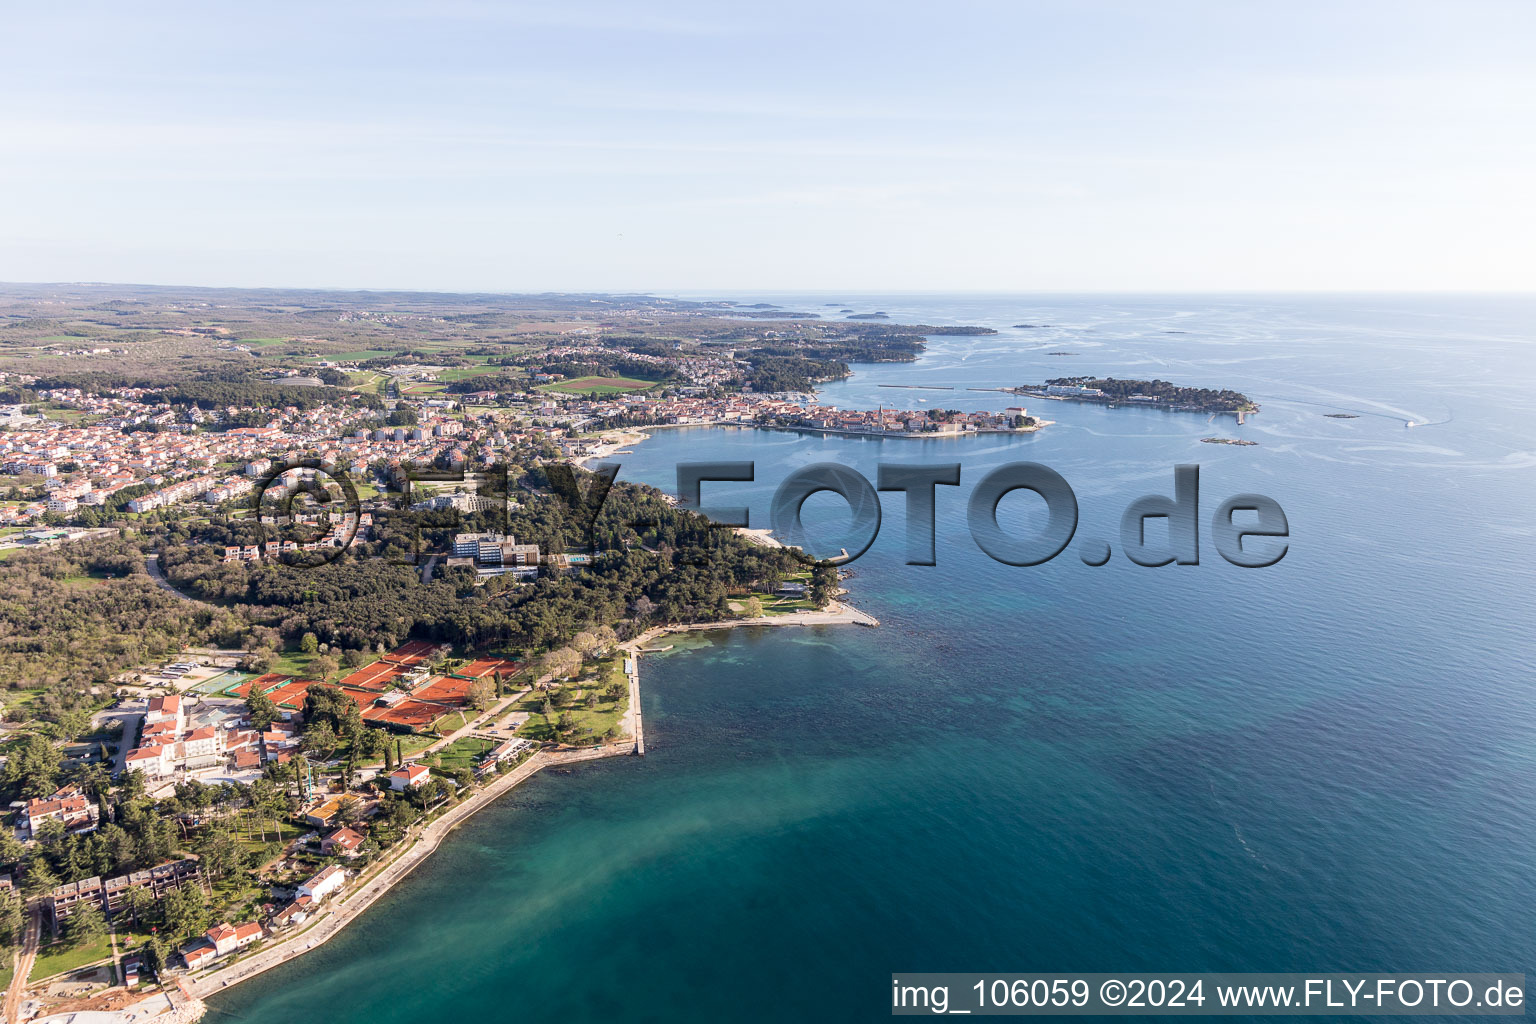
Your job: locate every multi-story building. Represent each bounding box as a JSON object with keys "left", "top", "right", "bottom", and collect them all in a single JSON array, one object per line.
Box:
[
  {"left": 25, "top": 785, "right": 99, "bottom": 837},
  {"left": 46, "top": 857, "right": 205, "bottom": 927},
  {"left": 144, "top": 694, "right": 185, "bottom": 732},
  {"left": 452, "top": 532, "right": 539, "bottom": 566}
]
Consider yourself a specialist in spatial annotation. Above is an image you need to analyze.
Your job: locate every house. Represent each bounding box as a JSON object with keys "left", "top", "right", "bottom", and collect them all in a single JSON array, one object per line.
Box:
[
  {"left": 389, "top": 764, "right": 430, "bottom": 791},
  {"left": 206, "top": 920, "right": 264, "bottom": 956},
  {"left": 297, "top": 864, "right": 345, "bottom": 903},
  {"left": 321, "top": 827, "right": 365, "bottom": 857},
  {"left": 181, "top": 942, "right": 217, "bottom": 971},
  {"left": 270, "top": 894, "right": 313, "bottom": 929},
  {"left": 303, "top": 796, "right": 349, "bottom": 828},
  {"left": 44, "top": 877, "right": 103, "bottom": 926},
  {"left": 180, "top": 726, "right": 226, "bottom": 766},
  {"left": 476, "top": 738, "right": 532, "bottom": 776}
]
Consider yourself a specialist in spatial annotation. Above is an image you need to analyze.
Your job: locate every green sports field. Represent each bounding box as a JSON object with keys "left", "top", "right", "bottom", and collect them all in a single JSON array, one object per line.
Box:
[{"left": 536, "top": 375, "right": 657, "bottom": 395}]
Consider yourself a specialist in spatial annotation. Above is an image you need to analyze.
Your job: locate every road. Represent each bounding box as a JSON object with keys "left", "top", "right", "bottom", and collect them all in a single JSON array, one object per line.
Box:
[
  {"left": 421, "top": 690, "right": 530, "bottom": 755},
  {"left": 5, "top": 905, "right": 40, "bottom": 1024},
  {"left": 187, "top": 744, "right": 626, "bottom": 999},
  {"left": 93, "top": 703, "right": 143, "bottom": 776},
  {"left": 143, "top": 553, "right": 194, "bottom": 601}
]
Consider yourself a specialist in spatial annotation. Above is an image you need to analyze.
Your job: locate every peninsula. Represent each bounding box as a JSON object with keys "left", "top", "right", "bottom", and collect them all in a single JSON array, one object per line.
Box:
[{"left": 0, "top": 284, "right": 932, "bottom": 1024}]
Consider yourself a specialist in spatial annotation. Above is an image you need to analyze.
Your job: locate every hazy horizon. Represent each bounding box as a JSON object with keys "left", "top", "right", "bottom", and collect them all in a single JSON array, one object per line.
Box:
[
  {"left": 3, "top": 280, "right": 1535, "bottom": 299},
  {"left": 4, "top": 1, "right": 1533, "bottom": 293}
]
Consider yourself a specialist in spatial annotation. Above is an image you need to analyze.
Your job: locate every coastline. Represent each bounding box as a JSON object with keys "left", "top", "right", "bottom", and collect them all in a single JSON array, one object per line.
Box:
[
  {"left": 188, "top": 744, "right": 628, "bottom": 1001},
  {"left": 187, "top": 596, "right": 877, "bottom": 1010},
  {"left": 578, "top": 421, "right": 1051, "bottom": 467}
]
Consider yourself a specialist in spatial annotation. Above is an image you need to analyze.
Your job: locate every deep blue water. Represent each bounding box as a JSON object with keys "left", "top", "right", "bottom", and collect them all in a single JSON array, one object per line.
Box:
[{"left": 212, "top": 295, "right": 1536, "bottom": 1022}]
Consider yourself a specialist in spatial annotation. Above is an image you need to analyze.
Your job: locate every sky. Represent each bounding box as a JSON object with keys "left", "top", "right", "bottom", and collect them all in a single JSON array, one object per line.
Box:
[{"left": 2, "top": 0, "right": 1533, "bottom": 293}]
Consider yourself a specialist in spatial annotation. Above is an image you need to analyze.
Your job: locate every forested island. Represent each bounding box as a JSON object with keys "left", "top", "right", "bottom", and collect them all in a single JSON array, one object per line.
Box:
[{"left": 1013, "top": 376, "right": 1258, "bottom": 414}]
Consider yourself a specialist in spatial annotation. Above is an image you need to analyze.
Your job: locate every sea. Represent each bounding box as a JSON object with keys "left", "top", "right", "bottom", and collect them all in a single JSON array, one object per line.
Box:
[{"left": 210, "top": 294, "right": 1536, "bottom": 1022}]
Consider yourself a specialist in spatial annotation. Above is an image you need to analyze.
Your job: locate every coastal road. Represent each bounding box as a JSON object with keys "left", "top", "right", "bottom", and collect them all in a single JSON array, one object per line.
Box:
[{"left": 186, "top": 746, "right": 627, "bottom": 999}]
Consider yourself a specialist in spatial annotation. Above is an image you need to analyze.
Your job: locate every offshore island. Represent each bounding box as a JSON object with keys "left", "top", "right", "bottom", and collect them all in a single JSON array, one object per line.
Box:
[{"left": 1008, "top": 377, "right": 1259, "bottom": 420}]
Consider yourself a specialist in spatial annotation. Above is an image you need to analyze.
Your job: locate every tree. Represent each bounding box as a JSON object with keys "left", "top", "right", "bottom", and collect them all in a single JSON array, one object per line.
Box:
[
  {"left": 240, "top": 647, "right": 277, "bottom": 674},
  {"left": 34, "top": 818, "right": 66, "bottom": 847},
  {"left": 302, "top": 720, "right": 338, "bottom": 759},
  {"left": 121, "top": 886, "right": 155, "bottom": 929},
  {"left": 310, "top": 654, "right": 340, "bottom": 682},
  {"left": 21, "top": 856, "right": 59, "bottom": 900},
  {"left": 300, "top": 632, "right": 320, "bottom": 655},
  {"left": 537, "top": 647, "right": 580, "bottom": 682},
  {"left": 142, "top": 935, "right": 166, "bottom": 975},
  {"left": 162, "top": 883, "right": 211, "bottom": 942},
  {"left": 742, "top": 596, "right": 764, "bottom": 618},
  {"left": 0, "top": 831, "right": 25, "bottom": 868},
  {"left": 246, "top": 690, "right": 278, "bottom": 730},
  {"left": 70, "top": 760, "right": 111, "bottom": 802},
  {"left": 120, "top": 768, "right": 147, "bottom": 804},
  {"left": 809, "top": 563, "right": 838, "bottom": 608},
  {"left": 194, "top": 824, "right": 246, "bottom": 881},
  {"left": 0, "top": 890, "right": 23, "bottom": 950},
  {"left": 467, "top": 678, "right": 495, "bottom": 711},
  {"left": 65, "top": 901, "right": 107, "bottom": 946},
  {"left": 1, "top": 732, "right": 62, "bottom": 800},
  {"left": 417, "top": 778, "right": 448, "bottom": 810},
  {"left": 302, "top": 684, "right": 362, "bottom": 736},
  {"left": 336, "top": 795, "right": 363, "bottom": 827}
]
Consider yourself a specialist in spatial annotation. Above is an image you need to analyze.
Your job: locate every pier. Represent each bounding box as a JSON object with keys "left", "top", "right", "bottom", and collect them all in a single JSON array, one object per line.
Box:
[{"left": 626, "top": 653, "right": 644, "bottom": 755}]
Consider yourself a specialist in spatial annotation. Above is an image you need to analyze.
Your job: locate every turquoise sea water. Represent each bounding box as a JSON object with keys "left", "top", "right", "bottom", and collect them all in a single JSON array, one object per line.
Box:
[{"left": 211, "top": 295, "right": 1536, "bottom": 1022}]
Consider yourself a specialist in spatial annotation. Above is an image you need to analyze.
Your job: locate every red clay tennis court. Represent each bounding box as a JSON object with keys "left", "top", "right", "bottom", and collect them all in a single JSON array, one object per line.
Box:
[
  {"left": 265, "top": 680, "right": 313, "bottom": 710},
  {"left": 362, "top": 699, "right": 443, "bottom": 729},
  {"left": 382, "top": 640, "right": 438, "bottom": 666},
  {"left": 412, "top": 675, "right": 474, "bottom": 703},
  {"left": 339, "top": 686, "right": 384, "bottom": 708},
  {"left": 338, "top": 661, "right": 404, "bottom": 690},
  {"left": 228, "top": 673, "right": 293, "bottom": 698},
  {"left": 454, "top": 658, "right": 521, "bottom": 679}
]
